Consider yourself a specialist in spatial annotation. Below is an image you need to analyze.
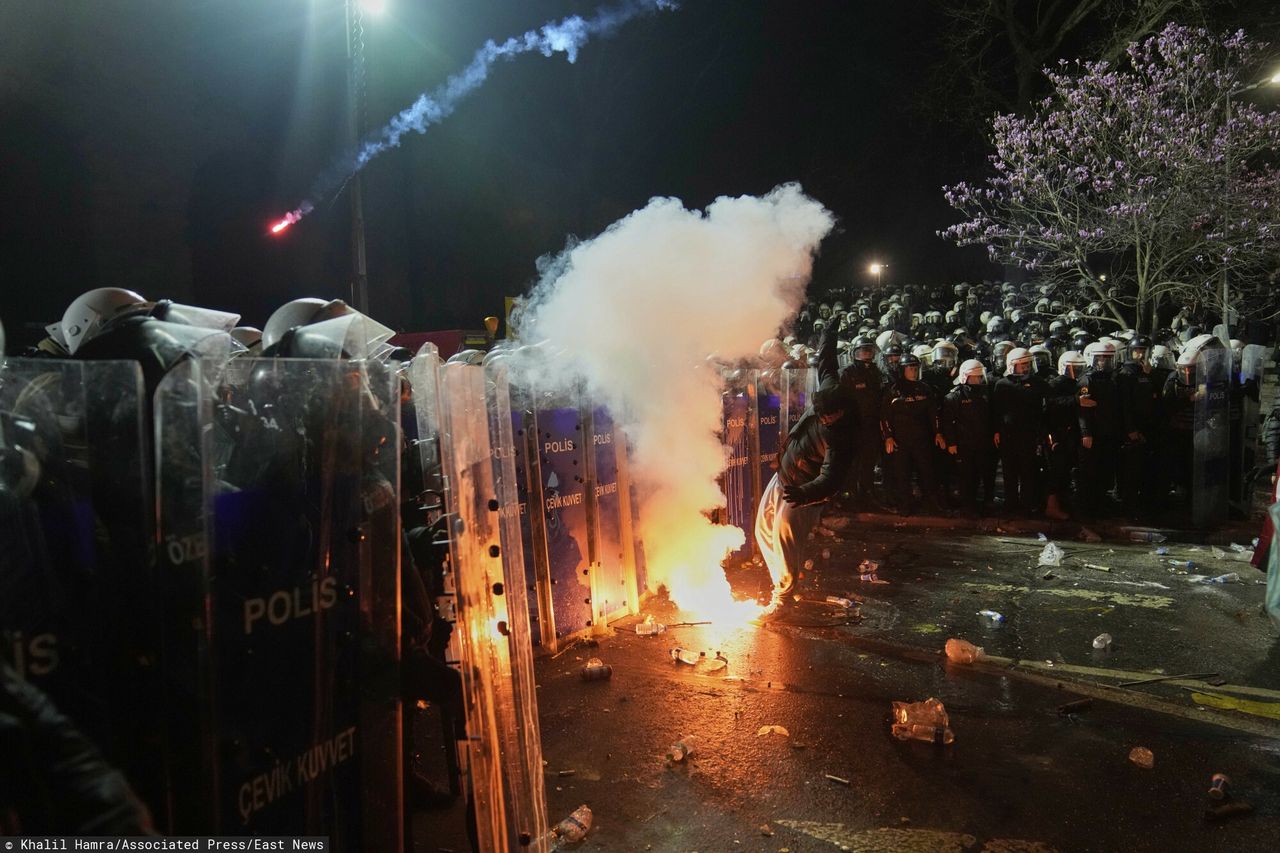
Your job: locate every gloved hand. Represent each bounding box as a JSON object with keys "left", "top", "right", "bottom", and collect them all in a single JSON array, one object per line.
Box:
[
  {"left": 1081, "top": 436, "right": 1094, "bottom": 449},
  {"left": 947, "top": 445, "right": 958, "bottom": 456},
  {"left": 884, "top": 437, "right": 897, "bottom": 454},
  {"left": 781, "top": 484, "right": 804, "bottom": 505},
  {"left": 934, "top": 433, "right": 947, "bottom": 450},
  {"left": 993, "top": 432, "right": 1001, "bottom": 448}
]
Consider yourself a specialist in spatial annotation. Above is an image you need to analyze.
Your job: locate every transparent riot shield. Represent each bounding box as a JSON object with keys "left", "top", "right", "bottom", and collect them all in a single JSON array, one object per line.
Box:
[
  {"left": 720, "top": 370, "right": 757, "bottom": 563},
  {"left": 756, "top": 369, "right": 783, "bottom": 494},
  {"left": 1193, "top": 346, "right": 1231, "bottom": 529},
  {"left": 437, "top": 362, "right": 549, "bottom": 851},
  {"left": 0, "top": 358, "right": 163, "bottom": 815},
  {"left": 156, "top": 358, "right": 402, "bottom": 847},
  {"left": 781, "top": 366, "right": 814, "bottom": 441}
]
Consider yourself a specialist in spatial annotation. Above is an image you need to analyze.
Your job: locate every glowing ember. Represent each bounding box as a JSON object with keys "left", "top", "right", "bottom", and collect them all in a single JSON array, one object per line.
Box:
[{"left": 270, "top": 219, "right": 291, "bottom": 234}]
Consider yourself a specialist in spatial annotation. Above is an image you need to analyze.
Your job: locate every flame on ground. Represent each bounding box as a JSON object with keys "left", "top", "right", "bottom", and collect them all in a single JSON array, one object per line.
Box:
[{"left": 646, "top": 512, "right": 764, "bottom": 632}]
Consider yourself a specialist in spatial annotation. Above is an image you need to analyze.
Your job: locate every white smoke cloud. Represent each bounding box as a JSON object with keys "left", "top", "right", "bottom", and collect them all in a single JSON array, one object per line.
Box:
[{"left": 522, "top": 183, "right": 835, "bottom": 615}]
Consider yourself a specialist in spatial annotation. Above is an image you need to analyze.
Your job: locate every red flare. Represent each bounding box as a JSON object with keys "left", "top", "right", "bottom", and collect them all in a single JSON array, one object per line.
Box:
[{"left": 270, "top": 218, "right": 292, "bottom": 235}]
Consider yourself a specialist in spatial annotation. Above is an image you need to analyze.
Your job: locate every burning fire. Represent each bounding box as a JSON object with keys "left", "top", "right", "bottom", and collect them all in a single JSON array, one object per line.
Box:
[{"left": 270, "top": 218, "right": 292, "bottom": 235}]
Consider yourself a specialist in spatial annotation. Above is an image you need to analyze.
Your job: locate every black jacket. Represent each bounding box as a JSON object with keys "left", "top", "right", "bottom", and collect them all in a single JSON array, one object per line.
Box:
[
  {"left": 839, "top": 360, "right": 883, "bottom": 430},
  {"left": 993, "top": 373, "right": 1047, "bottom": 438},
  {"left": 941, "top": 383, "right": 994, "bottom": 451},
  {"left": 777, "top": 324, "right": 853, "bottom": 505},
  {"left": 883, "top": 379, "right": 938, "bottom": 441},
  {"left": 1044, "top": 374, "right": 1080, "bottom": 444},
  {"left": 1116, "top": 362, "right": 1160, "bottom": 436},
  {"left": 1078, "top": 370, "right": 1121, "bottom": 439}
]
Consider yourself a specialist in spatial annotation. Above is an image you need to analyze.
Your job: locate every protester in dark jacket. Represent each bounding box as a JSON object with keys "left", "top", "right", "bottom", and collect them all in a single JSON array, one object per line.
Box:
[{"left": 756, "top": 322, "right": 853, "bottom": 606}]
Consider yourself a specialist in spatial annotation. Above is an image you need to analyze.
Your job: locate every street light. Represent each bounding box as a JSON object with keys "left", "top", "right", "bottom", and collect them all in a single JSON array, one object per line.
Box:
[
  {"left": 1219, "top": 66, "right": 1280, "bottom": 342},
  {"left": 868, "top": 262, "right": 886, "bottom": 289}
]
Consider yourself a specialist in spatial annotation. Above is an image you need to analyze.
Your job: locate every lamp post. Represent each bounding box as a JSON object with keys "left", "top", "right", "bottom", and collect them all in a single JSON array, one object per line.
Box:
[
  {"left": 1219, "top": 69, "right": 1280, "bottom": 343},
  {"left": 869, "top": 262, "right": 886, "bottom": 290},
  {"left": 344, "top": 0, "right": 387, "bottom": 314}
]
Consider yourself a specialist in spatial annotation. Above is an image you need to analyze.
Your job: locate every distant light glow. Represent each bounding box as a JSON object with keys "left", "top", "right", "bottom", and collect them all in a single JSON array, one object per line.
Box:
[
  {"left": 869, "top": 262, "right": 884, "bottom": 275},
  {"left": 1270, "top": 69, "right": 1280, "bottom": 84},
  {"left": 359, "top": 0, "right": 388, "bottom": 16}
]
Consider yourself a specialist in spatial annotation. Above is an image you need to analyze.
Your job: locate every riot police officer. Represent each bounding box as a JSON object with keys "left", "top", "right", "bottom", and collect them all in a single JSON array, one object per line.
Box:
[
  {"left": 942, "top": 359, "right": 996, "bottom": 516},
  {"left": 1077, "top": 341, "right": 1122, "bottom": 515},
  {"left": 993, "top": 348, "right": 1047, "bottom": 515},
  {"left": 1115, "top": 335, "right": 1160, "bottom": 507},
  {"left": 839, "top": 335, "right": 885, "bottom": 510},
  {"left": 882, "top": 354, "right": 944, "bottom": 515},
  {"left": 1045, "top": 351, "right": 1085, "bottom": 519}
]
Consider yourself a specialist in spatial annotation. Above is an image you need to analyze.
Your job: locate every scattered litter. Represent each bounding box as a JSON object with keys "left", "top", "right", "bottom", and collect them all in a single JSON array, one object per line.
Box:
[
  {"left": 553, "top": 804, "right": 593, "bottom": 843},
  {"left": 1057, "top": 698, "right": 1093, "bottom": 715},
  {"left": 824, "top": 773, "right": 852, "bottom": 786},
  {"left": 891, "top": 698, "right": 955, "bottom": 744},
  {"left": 1128, "top": 746, "right": 1154, "bottom": 769},
  {"left": 703, "top": 652, "right": 729, "bottom": 673},
  {"left": 1037, "top": 542, "right": 1065, "bottom": 567},
  {"left": 667, "top": 736, "right": 700, "bottom": 762},
  {"left": 1037, "top": 532, "right": 1048, "bottom": 541},
  {"left": 635, "top": 615, "right": 666, "bottom": 635},
  {"left": 1202, "top": 572, "right": 1241, "bottom": 584},
  {"left": 760, "top": 823, "right": 775, "bottom": 837},
  {"left": 813, "top": 525, "right": 836, "bottom": 538},
  {"left": 1209, "top": 773, "right": 1230, "bottom": 800},
  {"left": 557, "top": 769, "right": 577, "bottom": 777},
  {"left": 825, "top": 516, "right": 852, "bottom": 530},
  {"left": 1081, "top": 562, "right": 1112, "bottom": 573},
  {"left": 857, "top": 559, "right": 889, "bottom": 583},
  {"left": 580, "top": 658, "right": 613, "bottom": 681},
  {"left": 1190, "top": 692, "right": 1280, "bottom": 721},
  {"left": 825, "top": 595, "right": 855, "bottom": 609},
  {"left": 977, "top": 609, "right": 1005, "bottom": 628},
  {"left": 670, "top": 648, "right": 703, "bottom": 665},
  {"left": 1153, "top": 546, "right": 1169, "bottom": 556},
  {"left": 1092, "top": 633, "right": 1113, "bottom": 651},
  {"left": 1167, "top": 559, "right": 1195, "bottom": 571},
  {"left": 757, "top": 725, "right": 790, "bottom": 738},
  {"left": 1079, "top": 527, "right": 1102, "bottom": 543},
  {"left": 1041, "top": 571, "right": 1056, "bottom": 580},
  {"left": 944, "top": 638, "right": 984, "bottom": 664},
  {"left": 1129, "top": 531, "right": 1167, "bottom": 543},
  {"left": 1211, "top": 545, "right": 1226, "bottom": 560},
  {"left": 1204, "top": 802, "right": 1253, "bottom": 822},
  {"left": 821, "top": 548, "right": 832, "bottom": 560},
  {"left": 1213, "top": 544, "right": 1255, "bottom": 562},
  {"left": 804, "top": 559, "right": 815, "bottom": 570},
  {"left": 1230, "top": 542, "right": 1247, "bottom": 553}
]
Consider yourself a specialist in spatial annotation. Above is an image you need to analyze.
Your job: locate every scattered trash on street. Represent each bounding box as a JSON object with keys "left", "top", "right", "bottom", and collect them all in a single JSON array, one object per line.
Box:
[
  {"left": 667, "top": 736, "right": 700, "bottom": 763},
  {"left": 703, "top": 652, "right": 729, "bottom": 673},
  {"left": 558, "top": 769, "right": 577, "bottom": 777},
  {"left": 1057, "top": 698, "right": 1093, "bottom": 715},
  {"left": 1202, "top": 572, "right": 1241, "bottom": 584},
  {"left": 669, "top": 647, "right": 703, "bottom": 665},
  {"left": 553, "top": 804, "right": 593, "bottom": 843},
  {"left": 891, "top": 698, "right": 955, "bottom": 744},
  {"left": 580, "top": 658, "right": 613, "bottom": 681},
  {"left": 760, "top": 823, "right": 775, "bottom": 836},
  {"left": 635, "top": 615, "right": 666, "bottom": 635},
  {"left": 824, "top": 773, "right": 852, "bottom": 786},
  {"left": 1081, "top": 562, "right": 1112, "bottom": 573},
  {"left": 1128, "top": 746, "right": 1154, "bottom": 769},
  {"left": 1153, "top": 546, "right": 1169, "bottom": 556},
  {"left": 1092, "top": 633, "right": 1113, "bottom": 651},
  {"left": 944, "top": 638, "right": 983, "bottom": 664},
  {"left": 977, "top": 609, "right": 1005, "bottom": 628},
  {"left": 1038, "top": 542, "right": 1065, "bottom": 567},
  {"left": 757, "top": 725, "right": 790, "bottom": 737},
  {"left": 821, "top": 548, "right": 832, "bottom": 560},
  {"left": 1167, "top": 559, "right": 1195, "bottom": 571},
  {"left": 1208, "top": 773, "right": 1230, "bottom": 800},
  {"left": 825, "top": 595, "right": 855, "bottom": 608},
  {"left": 825, "top": 516, "right": 852, "bottom": 530},
  {"left": 1037, "top": 532, "right": 1048, "bottom": 541}
]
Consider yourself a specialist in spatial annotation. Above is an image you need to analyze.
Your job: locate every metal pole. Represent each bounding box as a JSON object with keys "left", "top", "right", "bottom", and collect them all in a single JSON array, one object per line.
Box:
[
  {"left": 1220, "top": 93, "right": 1231, "bottom": 344},
  {"left": 345, "top": 0, "right": 371, "bottom": 314}
]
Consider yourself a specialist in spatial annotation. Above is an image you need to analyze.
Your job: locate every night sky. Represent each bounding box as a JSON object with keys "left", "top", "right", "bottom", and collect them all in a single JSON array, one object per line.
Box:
[{"left": 1, "top": 1, "right": 1008, "bottom": 347}]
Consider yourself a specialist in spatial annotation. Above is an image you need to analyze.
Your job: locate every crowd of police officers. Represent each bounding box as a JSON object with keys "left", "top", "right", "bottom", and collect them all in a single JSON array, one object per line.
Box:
[{"left": 751, "top": 280, "right": 1267, "bottom": 522}]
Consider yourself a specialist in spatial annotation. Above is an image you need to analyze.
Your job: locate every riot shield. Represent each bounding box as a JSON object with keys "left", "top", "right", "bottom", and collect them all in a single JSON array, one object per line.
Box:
[
  {"left": 584, "top": 403, "right": 632, "bottom": 621},
  {"left": 756, "top": 370, "right": 783, "bottom": 497},
  {"left": 156, "top": 358, "right": 402, "bottom": 847},
  {"left": 437, "top": 362, "right": 549, "bottom": 851},
  {"left": 1193, "top": 346, "right": 1231, "bottom": 529},
  {"left": 0, "top": 357, "right": 163, "bottom": 816},
  {"left": 1237, "top": 345, "right": 1270, "bottom": 494},
  {"left": 720, "top": 370, "right": 757, "bottom": 563},
  {"left": 781, "top": 366, "right": 814, "bottom": 441}
]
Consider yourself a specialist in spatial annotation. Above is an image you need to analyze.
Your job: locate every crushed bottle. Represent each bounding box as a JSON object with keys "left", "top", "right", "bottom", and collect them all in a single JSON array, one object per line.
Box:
[
  {"left": 580, "top": 657, "right": 613, "bottom": 681},
  {"left": 891, "top": 698, "right": 954, "bottom": 744},
  {"left": 825, "top": 595, "right": 854, "bottom": 608},
  {"left": 669, "top": 647, "right": 704, "bottom": 665},
  {"left": 1203, "top": 572, "right": 1240, "bottom": 584},
  {"left": 634, "top": 615, "right": 666, "bottom": 635},
  {"left": 1037, "top": 542, "right": 1065, "bottom": 567},
  {"left": 944, "top": 638, "right": 984, "bottom": 664},
  {"left": 977, "top": 609, "right": 1005, "bottom": 628},
  {"left": 1092, "top": 633, "right": 1113, "bottom": 651},
  {"left": 553, "top": 804, "right": 593, "bottom": 843},
  {"left": 667, "top": 735, "right": 701, "bottom": 762}
]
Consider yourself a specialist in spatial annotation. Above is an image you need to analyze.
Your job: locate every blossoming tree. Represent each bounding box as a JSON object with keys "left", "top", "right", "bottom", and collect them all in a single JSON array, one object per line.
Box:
[{"left": 941, "top": 23, "right": 1280, "bottom": 331}]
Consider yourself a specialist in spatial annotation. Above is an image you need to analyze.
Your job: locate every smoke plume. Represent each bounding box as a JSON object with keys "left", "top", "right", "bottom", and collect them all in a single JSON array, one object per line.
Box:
[
  {"left": 522, "top": 184, "right": 835, "bottom": 616},
  {"left": 272, "top": 0, "right": 677, "bottom": 232}
]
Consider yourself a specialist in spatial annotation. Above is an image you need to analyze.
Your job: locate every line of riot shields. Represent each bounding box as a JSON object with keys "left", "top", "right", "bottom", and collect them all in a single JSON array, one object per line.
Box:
[{"left": 0, "top": 344, "right": 669, "bottom": 851}]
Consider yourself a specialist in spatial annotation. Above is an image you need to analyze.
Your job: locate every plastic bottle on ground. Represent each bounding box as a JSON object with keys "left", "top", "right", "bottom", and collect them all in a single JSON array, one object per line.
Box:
[
  {"left": 670, "top": 647, "right": 703, "bottom": 665},
  {"left": 1205, "top": 572, "right": 1240, "bottom": 584},
  {"left": 1209, "top": 773, "right": 1230, "bottom": 800},
  {"left": 945, "top": 638, "right": 984, "bottom": 664},
  {"left": 635, "top": 615, "right": 666, "bottom": 635},
  {"left": 826, "top": 595, "right": 854, "bottom": 608},
  {"left": 977, "top": 609, "right": 1005, "bottom": 628},
  {"left": 1092, "top": 633, "right": 1113, "bottom": 651},
  {"left": 580, "top": 657, "right": 613, "bottom": 681},
  {"left": 554, "top": 804, "right": 593, "bottom": 843},
  {"left": 667, "top": 735, "right": 701, "bottom": 762},
  {"left": 890, "top": 697, "right": 954, "bottom": 744}
]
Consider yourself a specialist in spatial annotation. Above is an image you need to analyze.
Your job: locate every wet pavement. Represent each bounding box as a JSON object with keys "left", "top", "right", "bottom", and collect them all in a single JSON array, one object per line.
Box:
[{"left": 535, "top": 604, "right": 1280, "bottom": 852}]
